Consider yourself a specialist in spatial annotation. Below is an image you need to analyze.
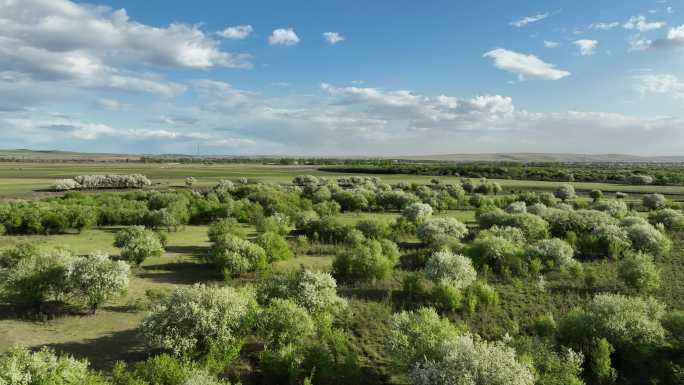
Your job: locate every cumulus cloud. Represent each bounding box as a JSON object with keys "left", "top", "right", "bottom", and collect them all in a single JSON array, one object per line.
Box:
[
  {"left": 483, "top": 49, "right": 571, "bottom": 80},
  {"left": 219, "top": 25, "right": 253, "bottom": 40},
  {"left": 649, "top": 25, "right": 684, "bottom": 48},
  {"left": 269, "top": 28, "right": 300, "bottom": 45},
  {"left": 0, "top": 0, "right": 252, "bottom": 102},
  {"left": 322, "top": 32, "right": 345, "bottom": 44},
  {"left": 510, "top": 13, "right": 549, "bottom": 27},
  {"left": 543, "top": 40, "right": 560, "bottom": 48},
  {"left": 574, "top": 39, "right": 598, "bottom": 56},
  {"left": 634, "top": 73, "right": 684, "bottom": 98},
  {"left": 623, "top": 15, "right": 666, "bottom": 32},
  {"left": 589, "top": 22, "right": 620, "bottom": 30}
]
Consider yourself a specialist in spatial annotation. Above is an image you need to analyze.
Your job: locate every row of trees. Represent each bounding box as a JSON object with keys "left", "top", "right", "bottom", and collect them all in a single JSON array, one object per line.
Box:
[{"left": 53, "top": 174, "right": 151, "bottom": 191}]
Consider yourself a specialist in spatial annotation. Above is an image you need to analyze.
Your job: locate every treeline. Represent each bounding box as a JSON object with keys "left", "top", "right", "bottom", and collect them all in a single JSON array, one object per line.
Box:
[{"left": 322, "top": 163, "right": 684, "bottom": 185}]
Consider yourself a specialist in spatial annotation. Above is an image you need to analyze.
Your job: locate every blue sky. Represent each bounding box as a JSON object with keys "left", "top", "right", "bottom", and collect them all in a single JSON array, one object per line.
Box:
[{"left": 1, "top": 0, "right": 683, "bottom": 155}]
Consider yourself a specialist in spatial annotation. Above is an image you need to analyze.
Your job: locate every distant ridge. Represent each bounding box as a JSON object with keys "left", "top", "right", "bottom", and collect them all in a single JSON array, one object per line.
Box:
[
  {"left": 396, "top": 153, "right": 684, "bottom": 163},
  {"left": 1, "top": 149, "right": 684, "bottom": 163}
]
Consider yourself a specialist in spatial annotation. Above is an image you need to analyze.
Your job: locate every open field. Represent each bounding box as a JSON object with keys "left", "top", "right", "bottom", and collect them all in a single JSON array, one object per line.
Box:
[
  {"left": 0, "top": 161, "right": 683, "bottom": 385},
  {"left": 3, "top": 162, "right": 684, "bottom": 199}
]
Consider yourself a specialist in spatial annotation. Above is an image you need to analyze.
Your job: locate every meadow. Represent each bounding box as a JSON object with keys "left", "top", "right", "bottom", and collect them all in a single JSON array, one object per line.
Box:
[{"left": 0, "top": 162, "right": 682, "bottom": 385}]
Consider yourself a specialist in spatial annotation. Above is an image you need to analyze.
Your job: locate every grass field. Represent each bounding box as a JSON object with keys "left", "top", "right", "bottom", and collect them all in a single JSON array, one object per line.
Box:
[
  {"left": 2, "top": 162, "right": 684, "bottom": 199},
  {"left": 1, "top": 162, "right": 683, "bottom": 384}
]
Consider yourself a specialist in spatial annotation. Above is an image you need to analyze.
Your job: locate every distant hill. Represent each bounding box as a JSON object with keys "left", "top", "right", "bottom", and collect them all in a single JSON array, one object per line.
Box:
[
  {"left": 396, "top": 153, "right": 684, "bottom": 163},
  {"left": 1, "top": 149, "right": 684, "bottom": 164}
]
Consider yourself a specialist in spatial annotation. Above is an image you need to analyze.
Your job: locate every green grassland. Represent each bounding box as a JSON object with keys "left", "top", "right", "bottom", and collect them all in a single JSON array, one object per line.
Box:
[
  {"left": 3, "top": 162, "right": 684, "bottom": 199},
  {"left": 0, "top": 162, "right": 683, "bottom": 384}
]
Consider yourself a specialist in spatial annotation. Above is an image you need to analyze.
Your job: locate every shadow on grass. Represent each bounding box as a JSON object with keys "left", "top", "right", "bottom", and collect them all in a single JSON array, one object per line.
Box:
[
  {"left": 41, "top": 328, "right": 158, "bottom": 371},
  {"left": 338, "top": 287, "right": 393, "bottom": 302},
  {"left": 164, "top": 244, "right": 209, "bottom": 257},
  {"left": 138, "top": 261, "right": 221, "bottom": 285}
]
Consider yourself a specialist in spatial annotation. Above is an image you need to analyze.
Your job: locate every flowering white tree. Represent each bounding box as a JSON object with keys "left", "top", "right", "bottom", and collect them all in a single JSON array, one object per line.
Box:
[
  {"left": 505, "top": 201, "right": 527, "bottom": 214},
  {"left": 417, "top": 217, "right": 468, "bottom": 244},
  {"left": 141, "top": 284, "right": 257, "bottom": 356},
  {"left": 68, "top": 252, "right": 130, "bottom": 313},
  {"left": 52, "top": 179, "right": 82, "bottom": 191},
  {"left": 526, "top": 238, "right": 577, "bottom": 271},
  {"left": 402, "top": 202, "right": 434, "bottom": 223},
  {"left": 625, "top": 223, "right": 671, "bottom": 255},
  {"left": 409, "top": 335, "right": 535, "bottom": 385},
  {"left": 425, "top": 250, "right": 477, "bottom": 290},
  {"left": 554, "top": 184, "right": 576, "bottom": 201},
  {"left": 587, "top": 293, "right": 666, "bottom": 347},
  {"left": 387, "top": 307, "right": 534, "bottom": 385},
  {"left": 0, "top": 346, "right": 106, "bottom": 385},
  {"left": 642, "top": 193, "right": 667, "bottom": 210},
  {"left": 116, "top": 227, "right": 164, "bottom": 265}
]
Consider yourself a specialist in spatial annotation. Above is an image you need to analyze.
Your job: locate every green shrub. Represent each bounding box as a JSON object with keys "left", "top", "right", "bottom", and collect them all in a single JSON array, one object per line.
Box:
[
  {"left": 332, "top": 238, "right": 399, "bottom": 283},
  {"left": 617, "top": 252, "right": 660, "bottom": 293},
  {"left": 256, "top": 231, "right": 294, "bottom": 262}
]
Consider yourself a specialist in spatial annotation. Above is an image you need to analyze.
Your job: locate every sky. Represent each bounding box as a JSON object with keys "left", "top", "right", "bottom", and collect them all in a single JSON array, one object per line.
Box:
[{"left": 1, "top": 0, "right": 683, "bottom": 156}]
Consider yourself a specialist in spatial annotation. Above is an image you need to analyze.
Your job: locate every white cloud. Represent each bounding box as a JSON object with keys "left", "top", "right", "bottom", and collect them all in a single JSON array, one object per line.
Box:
[
  {"left": 543, "top": 40, "right": 560, "bottom": 48},
  {"left": 0, "top": 0, "right": 249, "bottom": 101},
  {"left": 667, "top": 6, "right": 674, "bottom": 14},
  {"left": 96, "top": 98, "right": 121, "bottom": 111},
  {"left": 483, "top": 49, "right": 571, "bottom": 81},
  {"left": 634, "top": 73, "right": 684, "bottom": 98},
  {"left": 589, "top": 22, "right": 620, "bottom": 30},
  {"left": 269, "top": 28, "right": 300, "bottom": 45},
  {"left": 574, "top": 39, "right": 598, "bottom": 56},
  {"left": 219, "top": 25, "right": 253, "bottom": 40},
  {"left": 0, "top": 0, "right": 252, "bottom": 70},
  {"left": 510, "top": 13, "right": 549, "bottom": 27},
  {"left": 322, "top": 32, "right": 345, "bottom": 44},
  {"left": 651, "top": 25, "right": 684, "bottom": 48},
  {"left": 623, "top": 15, "right": 666, "bottom": 32}
]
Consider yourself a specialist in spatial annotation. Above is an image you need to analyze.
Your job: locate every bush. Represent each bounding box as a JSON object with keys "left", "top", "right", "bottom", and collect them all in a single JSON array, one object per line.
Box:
[
  {"left": 118, "top": 227, "right": 164, "bottom": 265},
  {"left": 468, "top": 234, "right": 525, "bottom": 275},
  {"left": 533, "top": 314, "right": 557, "bottom": 337},
  {"left": 591, "top": 337, "right": 617, "bottom": 384},
  {"left": 525, "top": 238, "right": 577, "bottom": 271},
  {"left": 0, "top": 346, "right": 108, "bottom": 385},
  {"left": 207, "top": 218, "right": 246, "bottom": 243},
  {"left": 112, "top": 354, "right": 229, "bottom": 385},
  {"left": 0, "top": 248, "right": 74, "bottom": 307},
  {"left": 141, "top": 284, "right": 257, "bottom": 356},
  {"left": 257, "top": 298, "right": 316, "bottom": 350},
  {"left": 560, "top": 293, "right": 666, "bottom": 350},
  {"left": 388, "top": 308, "right": 533, "bottom": 385},
  {"left": 430, "top": 282, "right": 462, "bottom": 311},
  {"left": 255, "top": 231, "right": 294, "bottom": 262},
  {"left": 256, "top": 213, "right": 292, "bottom": 235},
  {"left": 424, "top": 250, "right": 477, "bottom": 289},
  {"left": 643, "top": 193, "right": 667, "bottom": 210},
  {"left": 618, "top": 252, "right": 660, "bottom": 292},
  {"left": 68, "top": 252, "right": 130, "bottom": 313},
  {"left": 417, "top": 217, "right": 468, "bottom": 244},
  {"left": 505, "top": 201, "right": 527, "bottom": 214},
  {"left": 332, "top": 238, "right": 399, "bottom": 283},
  {"left": 355, "top": 218, "right": 391, "bottom": 240},
  {"left": 257, "top": 270, "right": 347, "bottom": 314},
  {"left": 649, "top": 208, "right": 684, "bottom": 230},
  {"left": 590, "top": 189, "right": 604, "bottom": 201},
  {"left": 554, "top": 184, "right": 576, "bottom": 201},
  {"left": 386, "top": 307, "right": 461, "bottom": 365},
  {"left": 401, "top": 202, "right": 434, "bottom": 223},
  {"left": 209, "top": 235, "right": 268, "bottom": 276},
  {"left": 625, "top": 223, "right": 671, "bottom": 255}
]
